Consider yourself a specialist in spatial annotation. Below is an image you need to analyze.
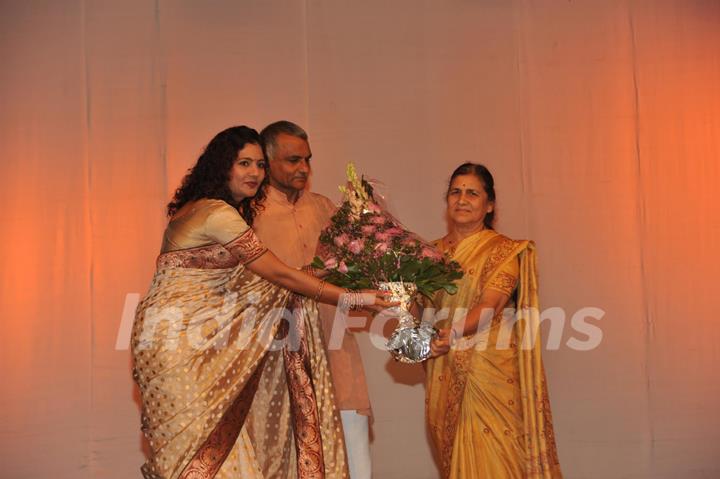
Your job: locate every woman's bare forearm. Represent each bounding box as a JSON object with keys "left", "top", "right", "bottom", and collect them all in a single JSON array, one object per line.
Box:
[
  {"left": 452, "top": 289, "right": 511, "bottom": 337},
  {"left": 246, "top": 251, "right": 343, "bottom": 305}
]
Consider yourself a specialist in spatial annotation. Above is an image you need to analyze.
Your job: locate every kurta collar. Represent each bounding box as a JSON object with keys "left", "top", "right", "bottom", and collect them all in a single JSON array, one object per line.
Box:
[{"left": 266, "top": 185, "right": 307, "bottom": 207}]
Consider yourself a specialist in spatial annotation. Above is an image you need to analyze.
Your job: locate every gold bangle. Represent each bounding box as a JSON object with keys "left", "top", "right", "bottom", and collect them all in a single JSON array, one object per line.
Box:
[{"left": 313, "top": 279, "right": 326, "bottom": 302}]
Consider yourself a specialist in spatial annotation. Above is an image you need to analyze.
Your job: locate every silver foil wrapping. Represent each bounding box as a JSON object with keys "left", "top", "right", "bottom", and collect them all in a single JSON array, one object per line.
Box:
[
  {"left": 386, "top": 322, "right": 437, "bottom": 363},
  {"left": 380, "top": 282, "right": 436, "bottom": 363}
]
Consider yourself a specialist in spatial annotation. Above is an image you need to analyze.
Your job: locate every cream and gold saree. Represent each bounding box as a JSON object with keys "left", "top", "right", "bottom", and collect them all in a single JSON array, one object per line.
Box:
[
  {"left": 131, "top": 199, "right": 347, "bottom": 479},
  {"left": 425, "top": 229, "right": 562, "bottom": 479}
]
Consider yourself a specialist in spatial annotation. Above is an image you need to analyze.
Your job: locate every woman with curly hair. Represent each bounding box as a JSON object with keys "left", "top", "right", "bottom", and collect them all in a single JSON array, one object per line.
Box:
[
  {"left": 166, "top": 126, "right": 268, "bottom": 226},
  {"left": 132, "top": 126, "right": 393, "bottom": 479}
]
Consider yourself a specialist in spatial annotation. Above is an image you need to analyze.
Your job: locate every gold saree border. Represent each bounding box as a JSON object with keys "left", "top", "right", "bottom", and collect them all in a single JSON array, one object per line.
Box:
[
  {"left": 283, "top": 295, "right": 326, "bottom": 479},
  {"left": 156, "top": 228, "right": 267, "bottom": 270}
]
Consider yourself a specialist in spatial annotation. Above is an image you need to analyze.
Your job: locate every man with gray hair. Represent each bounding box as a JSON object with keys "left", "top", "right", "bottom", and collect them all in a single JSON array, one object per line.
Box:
[{"left": 253, "top": 120, "right": 373, "bottom": 478}]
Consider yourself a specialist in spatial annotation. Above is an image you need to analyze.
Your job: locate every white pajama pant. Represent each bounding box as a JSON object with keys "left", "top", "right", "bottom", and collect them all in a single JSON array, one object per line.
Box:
[{"left": 340, "top": 410, "right": 372, "bottom": 479}]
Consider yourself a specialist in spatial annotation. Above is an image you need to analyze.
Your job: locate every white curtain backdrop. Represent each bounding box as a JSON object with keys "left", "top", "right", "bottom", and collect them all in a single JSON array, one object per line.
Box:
[{"left": 1, "top": 1, "right": 718, "bottom": 477}]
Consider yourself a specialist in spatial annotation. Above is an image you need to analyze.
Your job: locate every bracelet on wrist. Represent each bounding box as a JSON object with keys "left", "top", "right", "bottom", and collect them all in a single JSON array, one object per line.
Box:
[{"left": 313, "top": 279, "right": 326, "bottom": 302}]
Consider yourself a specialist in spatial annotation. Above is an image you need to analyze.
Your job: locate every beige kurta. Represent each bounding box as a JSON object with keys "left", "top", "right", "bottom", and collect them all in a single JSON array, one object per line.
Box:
[{"left": 254, "top": 186, "right": 372, "bottom": 416}]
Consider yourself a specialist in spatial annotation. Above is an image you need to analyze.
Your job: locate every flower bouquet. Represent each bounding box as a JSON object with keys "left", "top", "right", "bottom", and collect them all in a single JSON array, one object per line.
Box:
[{"left": 311, "top": 164, "right": 463, "bottom": 363}]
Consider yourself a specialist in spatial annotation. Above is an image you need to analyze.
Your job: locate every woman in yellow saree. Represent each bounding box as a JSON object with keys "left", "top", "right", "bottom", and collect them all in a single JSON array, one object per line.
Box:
[
  {"left": 426, "top": 163, "right": 562, "bottom": 479},
  {"left": 131, "top": 126, "right": 393, "bottom": 479}
]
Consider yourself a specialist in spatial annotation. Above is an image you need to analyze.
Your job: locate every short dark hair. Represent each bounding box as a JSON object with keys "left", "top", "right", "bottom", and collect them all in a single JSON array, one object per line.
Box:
[
  {"left": 260, "top": 120, "right": 308, "bottom": 160},
  {"left": 447, "top": 162, "right": 496, "bottom": 229},
  {"left": 167, "top": 125, "right": 267, "bottom": 225}
]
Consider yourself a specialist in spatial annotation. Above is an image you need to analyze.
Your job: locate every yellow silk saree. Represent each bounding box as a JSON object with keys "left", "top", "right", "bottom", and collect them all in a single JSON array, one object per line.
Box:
[
  {"left": 131, "top": 200, "right": 347, "bottom": 479},
  {"left": 425, "top": 229, "right": 562, "bottom": 479}
]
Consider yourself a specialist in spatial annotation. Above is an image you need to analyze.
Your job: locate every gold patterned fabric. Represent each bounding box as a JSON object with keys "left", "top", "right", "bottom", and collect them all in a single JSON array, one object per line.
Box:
[
  {"left": 132, "top": 199, "right": 347, "bottom": 479},
  {"left": 425, "top": 229, "right": 562, "bottom": 479},
  {"left": 253, "top": 185, "right": 372, "bottom": 416}
]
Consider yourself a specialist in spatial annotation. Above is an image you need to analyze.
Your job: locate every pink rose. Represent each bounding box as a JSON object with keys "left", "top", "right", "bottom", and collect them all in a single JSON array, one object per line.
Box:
[
  {"left": 338, "top": 261, "right": 349, "bottom": 273},
  {"left": 324, "top": 257, "right": 339, "bottom": 269},
  {"left": 385, "top": 227, "right": 404, "bottom": 237},
  {"left": 333, "top": 233, "right": 349, "bottom": 247},
  {"left": 371, "top": 215, "right": 386, "bottom": 225},
  {"left": 374, "top": 242, "right": 389, "bottom": 254},
  {"left": 420, "top": 247, "right": 442, "bottom": 261},
  {"left": 367, "top": 203, "right": 381, "bottom": 213},
  {"left": 348, "top": 239, "right": 365, "bottom": 254},
  {"left": 361, "top": 225, "right": 376, "bottom": 235},
  {"left": 375, "top": 231, "right": 390, "bottom": 242}
]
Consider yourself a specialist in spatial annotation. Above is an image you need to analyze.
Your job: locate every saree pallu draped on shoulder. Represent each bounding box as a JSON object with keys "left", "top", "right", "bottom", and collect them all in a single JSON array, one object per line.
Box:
[
  {"left": 132, "top": 260, "right": 347, "bottom": 478},
  {"left": 425, "top": 230, "right": 562, "bottom": 479}
]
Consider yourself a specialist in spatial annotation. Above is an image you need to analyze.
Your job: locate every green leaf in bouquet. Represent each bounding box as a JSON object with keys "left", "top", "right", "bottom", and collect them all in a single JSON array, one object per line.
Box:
[
  {"left": 377, "top": 253, "right": 396, "bottom": 280},
  {"left": 311, "top": 256, "right": 326, "bottom": 270},
  {"left": 326, "top": 273, "right": 355, "bottom": 289},
  {"left": 345, "top": 262, "right": 361, "bottom": 273},
  {"left": 397, "top": 259, "right": 420, "bottom": 280}
]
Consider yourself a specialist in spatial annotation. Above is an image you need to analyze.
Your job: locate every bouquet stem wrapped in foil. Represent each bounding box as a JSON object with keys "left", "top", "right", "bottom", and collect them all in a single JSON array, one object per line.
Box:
[{"left": 381, "top": 282, "right": 436, "bottom": 363}]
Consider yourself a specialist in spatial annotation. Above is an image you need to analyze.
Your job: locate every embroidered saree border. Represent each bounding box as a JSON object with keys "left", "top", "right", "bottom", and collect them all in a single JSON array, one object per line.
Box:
[
  {"left": 283, "top": 296, "right": 326, "bottom": 479},
  {"left": 156, "top": 228, "right": 267, "bottom": 270}
]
